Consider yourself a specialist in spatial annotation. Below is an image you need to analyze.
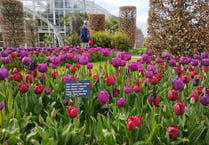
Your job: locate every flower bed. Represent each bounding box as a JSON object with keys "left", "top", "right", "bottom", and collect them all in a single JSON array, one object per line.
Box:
[{"left": 0, "top": 47, "right": 209, "bottom": 144}]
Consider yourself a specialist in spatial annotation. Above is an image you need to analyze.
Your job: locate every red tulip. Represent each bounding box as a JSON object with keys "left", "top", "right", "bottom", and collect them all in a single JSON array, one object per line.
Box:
[
  {"left": 27, "top": 70, "right": 37, "bottom": 78},
  {"left": 74, "top": 64, "right": 80, "bottom": 70},
  {"left": 10, "top": 67, "right": 20, "bottom": 74},
  {"left": 189, "top": 91, "right": 199, "bottom": 103},
  {"left": 148, "top": 94, "right": 160, "bottom": 106},
  {"left": 132, "top": 115, "right": 142, "bottom": 126},
  {"left": 66, "top": 105, "right": 78, "bottom": 118},
  {"left": 18, "top": 82, "right": 28, "bottom": 93},
  {"left": 93, "top": 75, "right": 100, "bottom": 82},
  {"left": 182, "top": 74, "right": 190, "bottom": 83},
  {"left": 168, "top": 125, "right": 178, "bottom": 138},
  {"left": 9, "top": 72, "right": 22, "bottom": 82},
  {"left": 105, "top": 76, "right": 115, "bottom": 86},
  {"left": 70, "top": 67, "right": 77, "bottom": 73},
  {"left": 51, "top": 72, "right": 58, "bottom": 79},
  {"left": 33, "top": 84, "right": 44, "bottom": 94},
  {"left": 133, "top": 84, "right": 141, "bottom": 92},
  {"left": 142, "top": 78, "right": 150, "bottom": 86},
  {"left": 38, "top": 74, "right": 46, "bottom": 81},
  {"left": 173, "top": 102, "right": 185, "bottom": 115},
  {"left": 168, "top": 89, "right": 178, "bottom": 101},
  {"left": 151, "top": 75, "right": 159, "bottom": 85},
  {"left": 126, "top": 117, "right": 136, "bottom": 131},
  {"left": 26, "top": 74, "right": 33, "bottom": 83},
  {"left": 189, "top": 71, "right": 198, "bottom": 78}
]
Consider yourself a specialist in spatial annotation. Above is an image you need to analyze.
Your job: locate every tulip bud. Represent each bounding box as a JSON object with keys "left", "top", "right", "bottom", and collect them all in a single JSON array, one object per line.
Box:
[
  {"left": 163, "top": 105, "right": 167, "bottom": 113},
  {"left": 190, "top": 97, "right": 195, "bottom": 104},
  {"left": 51, "top": 108, "right": 56, "bottom": 118},
  {"left": 39, "top": 114, "right": 44, "bottom": 125}
]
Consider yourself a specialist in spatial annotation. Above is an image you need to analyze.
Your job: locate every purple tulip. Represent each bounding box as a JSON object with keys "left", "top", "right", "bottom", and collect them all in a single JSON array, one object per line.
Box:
[
  {"left": 87, "top": 63, "right": 93, "bottom": 69},
  {"left": 124, "top": 85, "right": 131, "bottom": 94},
  {"left": 0, "top": 102, "right": 3, "bottom": 110},
  {"left": 193, "top": 54, "right": 200, "bottom": 59},
  {"left": 51, "top": 57, "right": 61, "bottom": 65},
  {"left": 63, "top": 98, "right": 69, "bottom": 105},
  {"left": 168, "top": 59, "right": 176, "bottom": 67},
  {"left": 179, "top": 57, "right": 191, "bottom": 65},
  {"left": 191, "top": 59, "right": 199, "bottom": 66},
  {"left": 66, "top": 53, "right": 74, "bottom": 59},
  {"left": 141, "top": 54, "right": 151, "bottom": 64},
  {"left": 1, "top": 57, "right": 11, "bottom": 64},
  {"left": 101, "top": 48, "right": 111, "bottom": 57},
  {"left": 162, "top": 52, "right": 170, "bottom": 58},
  {"left": 147, "top": 64, "right": 157, "bottom": 73},
  {"left": 97, "top": 90, "right": 109, "bottom": 105},
  {"left": 155, "top": 58, "right": 163, "bottom": 63},
  {"left": 201, "top": 52, "right": 208, "bottom": 58},
  {"left": 112, "top": 88, "right": 120, "bottom": 97},
  {"left": 74, "top": 54, "right": 81, "bottom": 63},
  {"left": 22, "top": 57, "right": 32, "bottom": 65},
  {"left": 79, "top": 55, "right": 89, "bottom": 65},
  {"left": 45, "top": 88, "right": 51, "bottom": 95},
  {"left": 145, "top": 49, "right": 153, "bottom": 56},
  {"left": 202, "top": 58, "right": 209, "bottom": 66},
  {"left": 46, "top": 56, "right": 52, "bottom": 63},
  {"left": 124, "top": 54, "right": 132, "bottom": 61},
  {"left": 111, "top": 57, "right": 122, "bottom": 67},
  {"left": 192, "top": 78, "right": 200, "bottom": 86},
  {"left": 117, "top": 51, "right": 125, "bottom": 60},
  {"left": 128, "top": 62, "right": 138, "bottom": 72},
  {"left": 60, "top": 54, "right": 67, "bottom": 61},
  {"left": 120, "top": 60, "right": 126, "bottom": 67},
  {"left": 50, "top": 63, "right": 57, "bottom": 69},
  {"left": 172, "top": 77, "right": 184, "bottom": 91},
  {"left": 37, "top": 63, "right": 48, "bottom": 73},
  {"left": 200, "top": 95, "right": 209, "bottom": 106},
  {"left": 117, "top": 98, "right": 126, "bottom": 107},
  {"left": 148, "top": 92, "right": 157, "bottom": 102},
  {"left": 145, "top": 71, "right": 153, "bottom": 78},
  {"left": 65, "top": 63, "right": 70, "bottom": 68},
  {"left": 0, "top": 68, "right": 8, "bottom": 80}
]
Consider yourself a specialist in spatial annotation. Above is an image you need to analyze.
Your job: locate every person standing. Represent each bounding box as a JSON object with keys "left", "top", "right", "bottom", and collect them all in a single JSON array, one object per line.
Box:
[{"left": 80, "top": 20, "right": 89, "bottom": 48}]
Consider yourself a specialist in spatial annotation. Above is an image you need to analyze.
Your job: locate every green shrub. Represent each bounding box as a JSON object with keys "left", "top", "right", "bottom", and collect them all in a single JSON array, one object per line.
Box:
[
  {"left": 64, "top": 33, "right": 80, "bottom": 46},
  {"left": 111, "top": 32, "right": 131, "bottom": 51},
  {"left": 128, "top": 47, "right": 147, "bottom": 55},
  {"left": 91, "top": 31, "right": 112, "bottom": 48}
]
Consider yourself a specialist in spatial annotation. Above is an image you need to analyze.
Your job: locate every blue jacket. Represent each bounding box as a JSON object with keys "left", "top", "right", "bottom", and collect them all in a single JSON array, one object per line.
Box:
[{"left": 80, "top": 25, "right": 89, "bottom": 42}]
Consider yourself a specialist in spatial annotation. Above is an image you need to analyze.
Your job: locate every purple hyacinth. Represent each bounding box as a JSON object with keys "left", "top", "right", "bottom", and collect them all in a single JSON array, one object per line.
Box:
[
  {"left": 172, "top": 77, "right": 184, "bottom": 91},
  {"left": 162, "top": 52, "right": 170, "bottom": 58},
  {"left": 117, "top": 98, "right": 126, "bottom": 107},
  {"left": 1, "top": 57, "right": 11, "bottom": 64},
  {"left": 202, "top": 58, "right": 209, "bottom": 66},
  {"left": 200, "top": 95, "right": 209, "bottom": 106},
  {"left": 97, "top": 90, "right": 109, "bottom": 105},
  {"left": 0, "top": 68, "right": 8, "bottom": 80},
  {"left": 37, "top": 63, "right": 48, "bottom": 73},
  {"left": 0, "top": 102, "right": 3, "bottom": 110},
  {"left": 168, "top": 59, "right": 176, "bottom": 67}
]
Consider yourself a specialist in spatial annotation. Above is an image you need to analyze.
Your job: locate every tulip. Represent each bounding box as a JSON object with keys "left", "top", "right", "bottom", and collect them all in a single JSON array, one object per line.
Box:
[
  {"left": 133, "top": 84, "right": 141, "bottom": 92},
  {"left": 192, "top": 78, "right": 200, "bottom": 86},
  {"left": 173, "top": 102, "right": 185, "bottom": 115},
  {"left": 0, "top": 102, "right": 4, "bottom": 110},
  {"left": 1, "top": 57, "right": 11, "bottom": 64},
  {"left": 128, "top": 62, "right": 138, "bottom": 72},
  {"left": 168, "top": 125, "right": 178, "bottom": 138},
  {"left": 172, "top": 77, "right": 184, "bottom": 91},
  {"left": 45, "top": 88, "right": 51, "bottom": 95},
  {"left": 51, "top": 72, "right": 58, "bottom": 79},
  {"left": 155, "top": 58, "right": 163, "bottom": 63},
  {"left": 200, "top": 95, "right": 209, "bottom": 106},
  {"left": 97, "top": 90, "right": 109, "bottom": 105},
  {"left": 22, "top": 57, "right": 32, "bottom": 65},
  {"left": 151, "top": 75, "right": 159, "bottom": 85},
  {"left": 124, "top": 85, "right": 131, "bottom": 94},
  {"left": 117, "top": 98, "right": 126, "bottom": 107},
  {"left": 10, "top": 67, "right": 20, "bottom": 74},
  {"left": 0, "top": 68, "right": 8, "bottom": 80},
  {"left": 162, "top": 52, "right": 170, "bottom": 58},
  {"left": 63, "top": 98, "right": 69, "bottom": 105},
  {"left": 145, "top": 71, "right": 153, "bottom": 78},
  {"left": 112, "top": 88, "right": 120, "bottom": 97},
  {"left": 148, "top": 93, "right": 160, "bottom": 106},
  {"left": 37, "top": 63, "right": 48, "bottom": 73},
  {"left": 168, "top": 89, "right": 178, "bottom": 101},
  {"left": 182, "top": 74, "right": 190, "bottom": 83},
  {"left": 33, "top": 84, "right": 44, "bottom": 94},
  {"left": 87, "top": 63, "right": 93, "bottom": 69},
  {"left": 145, "top": 49, "right": 153, "bottom": 56},
  {"left": 18, "top": 83, "right": 29, "bottom": 93},
  {"left": 105, "top": 76, "right": 115, "bottom": 86},
  {"left": 202, "top": 58, "right": 209, "bottom": 66},
  {"left": 66, "top": 105, "right": 78, "bottom": 118},
  {"left": 168, "top": 59, "right": 176, "bottom": 67},
  {"left": 126, "top": 117, "right": 136, "bottom": 131}
]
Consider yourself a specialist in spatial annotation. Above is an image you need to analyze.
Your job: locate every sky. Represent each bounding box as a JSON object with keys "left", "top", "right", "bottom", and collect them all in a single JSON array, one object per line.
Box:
[{"left": 94, "top": 0, "right": 149, "bottom": 36}]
